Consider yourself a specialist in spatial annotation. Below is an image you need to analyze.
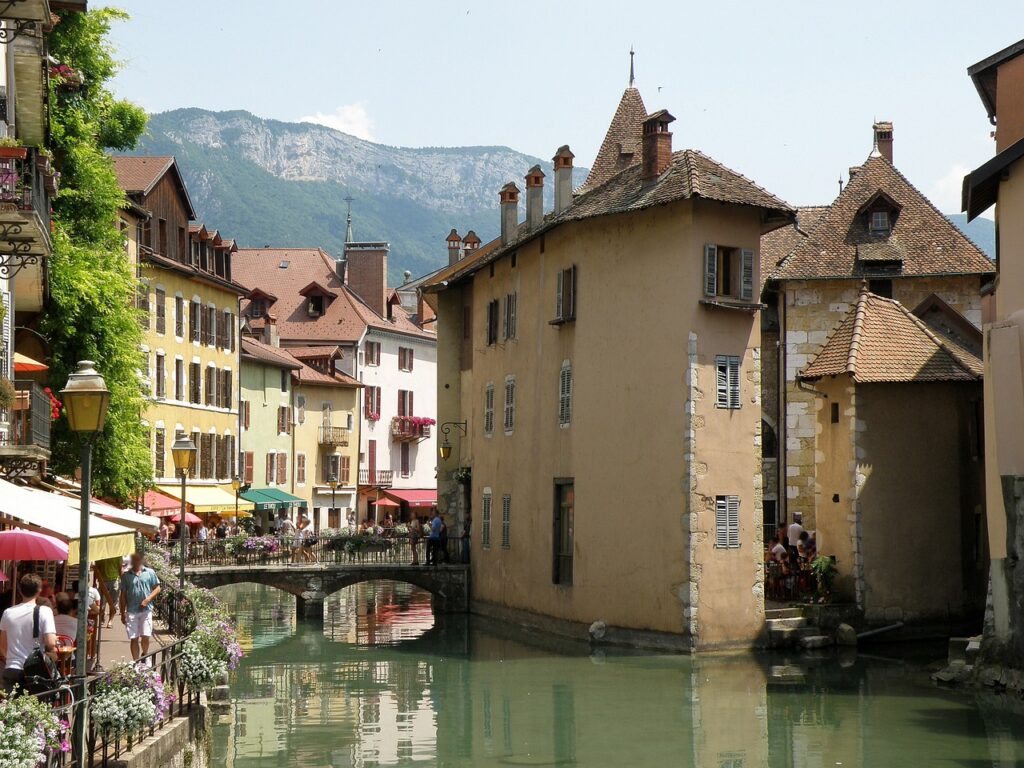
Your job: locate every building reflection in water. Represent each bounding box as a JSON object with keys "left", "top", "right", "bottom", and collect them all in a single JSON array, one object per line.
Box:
[{"left": 210, "top": 583, "right": 1024, "bottom": 768}]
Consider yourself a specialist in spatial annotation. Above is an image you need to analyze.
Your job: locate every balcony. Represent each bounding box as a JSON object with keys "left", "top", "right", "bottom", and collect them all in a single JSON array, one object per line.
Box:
[
  {"left": 2, "top": 150, "right": 52, "bottom": 316},
  {"left": 319, "top": 425, "right": 350, "bottom": 447},
  {"left": 0, "top": 380, "right": 51, "bottom": 478},
  {"left": 358, "top": 469, "right": 393, "bottom": 487},
  {"left": 390, "top": 416, "right": 433, "bottom": 443}
]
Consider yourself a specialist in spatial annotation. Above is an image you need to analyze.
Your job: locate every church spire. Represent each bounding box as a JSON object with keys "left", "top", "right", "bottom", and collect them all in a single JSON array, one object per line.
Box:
[
  {"left": 344, "top": 195, "right": 354, "bottom": 243},
  {"left": 629, "top": 47, "right": 635, "bottom": 88}
]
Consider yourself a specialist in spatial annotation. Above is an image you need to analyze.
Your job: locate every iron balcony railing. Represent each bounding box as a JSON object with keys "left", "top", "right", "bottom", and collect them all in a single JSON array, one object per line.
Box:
[
  {"left": 3, "top": 379, "right": 51, "bottom": 450},
  {"left": 390, "top": 416, "right": 432, "bottom": 442},
  {"left": 358, "top": 468, "right": 393, "bottom": 486},
  {"left": 318, "top": 425, "right": 350, "bottom": 446},
  {"left": 0, "top": 149, "right": 51, "bottom": 234}
]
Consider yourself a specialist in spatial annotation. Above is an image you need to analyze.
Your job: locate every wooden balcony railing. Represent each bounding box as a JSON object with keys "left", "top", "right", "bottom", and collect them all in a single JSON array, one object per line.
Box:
[
  {"left": 3, "top": 380, "right": 51, "bottom": 450},
  {"left": 318, "top": 425, "right": 350, "bottom": 446}
]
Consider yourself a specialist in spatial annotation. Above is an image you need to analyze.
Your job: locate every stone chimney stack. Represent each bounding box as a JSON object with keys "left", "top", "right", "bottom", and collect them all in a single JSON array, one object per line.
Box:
[
  {"left": 641, "top": 110, "right": 676, "bottom": 182},
  {"left": 873, "top": 120, "right": 894, "bottom": 164},
  {"left": 525, "top": 165, "right": 545, "bottom": 230},
  {"left": 553, "top": 145, "right": 575, "bottom": 215},
  {"left": 499, "top": 182, "right": 520, "bottom": 245},
  {"left": 344, "top": 241, "right": 389, "bottom": 317},
  {"left": 446, "top": 228, "right": 463, "bottom": 266},
  {"left": 263, "top": 314, "right": 279, "bottom": 347},
  {"left": 462, "top": 230, "right": 481, "bottom": 254}
]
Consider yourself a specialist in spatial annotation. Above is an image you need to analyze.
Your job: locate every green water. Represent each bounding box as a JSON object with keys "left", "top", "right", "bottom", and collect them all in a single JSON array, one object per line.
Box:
[{"left": 209, "top": 582, "right": 1024, "bottom": 767}]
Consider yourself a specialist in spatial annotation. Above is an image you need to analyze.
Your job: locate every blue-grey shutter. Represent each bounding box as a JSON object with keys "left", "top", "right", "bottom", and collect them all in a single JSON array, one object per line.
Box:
[
  {"left": 727, "top": 496, "right": 740, "bottom": 548},
  {"left": 704, "top": 244, "right": 718, "bottom": 296},
  {"left": 740, "top": 248, "right": 755, "bottom": 300},
  {"left": 555, "top": 270, "right": 564, "bottom": 319},
  {"left": 715, "top": 356, "right": 728, "bottom": 407},
  {"left": 715, "top": 497, "right": 729, "bottom": 548},
  {"left": 729, "top": 357, "right": 741, "bottom": 409}
]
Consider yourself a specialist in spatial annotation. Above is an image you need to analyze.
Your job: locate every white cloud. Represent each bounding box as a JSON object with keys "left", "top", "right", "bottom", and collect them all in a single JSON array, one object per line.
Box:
[
  {"left": 298, "top": 103, "right": 375, "bottom": 141},
  {"left": 927, "top": 164, "right": 970, "bottom": 214}
]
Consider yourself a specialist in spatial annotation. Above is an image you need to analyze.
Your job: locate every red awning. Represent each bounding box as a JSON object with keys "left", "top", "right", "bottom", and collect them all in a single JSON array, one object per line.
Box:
[
  {"left": 143, "top": 490, "right": 181, "bottom": 514},
  {"left": 383, "top": 489, "right": 437, "bottom": 508}
]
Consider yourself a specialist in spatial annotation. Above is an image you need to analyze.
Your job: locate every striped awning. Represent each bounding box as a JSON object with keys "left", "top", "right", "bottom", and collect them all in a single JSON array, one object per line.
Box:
[
  {"left": 241, "top": 488, "right": 308, "bottom": 512},
  {"left": 157, "top": 485, "right": 255, "bottom": 515}
]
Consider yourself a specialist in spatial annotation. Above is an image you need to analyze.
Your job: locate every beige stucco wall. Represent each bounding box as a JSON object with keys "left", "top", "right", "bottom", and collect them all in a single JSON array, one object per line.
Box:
[
  {"left": 438, "top": 197, "right": 765, "bottom": 649},
  {"left": 773, "top": 276, "right": 983, "bottom": 530}
]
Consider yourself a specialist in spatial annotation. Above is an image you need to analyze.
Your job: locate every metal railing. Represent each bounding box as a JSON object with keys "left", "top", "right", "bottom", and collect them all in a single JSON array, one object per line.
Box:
[
  {"left": 358, "top": 468, "right": 393, "bottom": 486},
  {"left": 2, "top": 380, "right": 51, "bottom": 449},
  {"left": 318, "top": 425, "right": 350, "bottom": 446},
  {"left": 390, "top": 416, "right": 432, "bottom": 442},
  {"left": 0, "top": 150, "right": 50, "bottom": 233},
  {"left": 179, "top": 533, "right": 466, "bottom": 568}
]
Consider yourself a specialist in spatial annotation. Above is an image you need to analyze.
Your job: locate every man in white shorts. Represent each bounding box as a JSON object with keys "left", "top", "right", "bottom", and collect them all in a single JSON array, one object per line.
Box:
[{"left": 119, "top": 552, "right": 161, "bottom": 660}]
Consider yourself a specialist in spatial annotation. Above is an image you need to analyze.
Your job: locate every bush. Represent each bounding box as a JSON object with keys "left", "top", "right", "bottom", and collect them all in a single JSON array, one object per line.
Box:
[{"left": 90, "top": 662, "right": 173, "bottom": 735}]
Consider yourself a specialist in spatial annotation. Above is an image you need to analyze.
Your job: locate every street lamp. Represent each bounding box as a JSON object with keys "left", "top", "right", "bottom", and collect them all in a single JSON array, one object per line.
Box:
[
  {"left": 60, "top": 360, "right": 110, "bottom": 766},
  {"left": 171, "top": 434, "right": 197, "bottom": 589},
  {"left": 438, "top": 421, "right": 467, "bottom": 461},
  {"left": 327, "top": 475, "right": 339, "bottom": 518},
  {"left": 231, "top": 475, "right": 241, "bottom": 526}
]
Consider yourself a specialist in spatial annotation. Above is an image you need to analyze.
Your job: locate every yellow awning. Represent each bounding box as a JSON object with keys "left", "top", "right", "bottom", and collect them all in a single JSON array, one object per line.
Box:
[
  {"left": 0, "top": 480, "right": 136, "bottom": 562},
  {"left": 156, "top": 485, "right": 255, "bottom": 514}
]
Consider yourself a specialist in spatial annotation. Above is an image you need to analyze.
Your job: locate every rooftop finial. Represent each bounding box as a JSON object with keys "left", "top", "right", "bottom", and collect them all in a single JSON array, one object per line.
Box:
[
  {"left": 629, "top": 46, "right": 635, "bottom": 88},
  {"left": 344, "top": 195, "right": 354, "bottom": 243}
]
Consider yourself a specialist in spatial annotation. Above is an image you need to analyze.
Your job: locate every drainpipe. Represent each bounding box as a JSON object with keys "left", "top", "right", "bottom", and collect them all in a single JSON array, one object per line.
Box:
[{"left": 776, "top": 286, "right": 788, "bottom": 524}]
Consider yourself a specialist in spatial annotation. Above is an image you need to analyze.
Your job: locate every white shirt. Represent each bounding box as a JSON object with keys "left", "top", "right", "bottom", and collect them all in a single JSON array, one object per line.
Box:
[
  {"left": 0, "top": 601, "right": 56, "bottom": 670},
  {"left": 787, "top": 522, "right": 804, "bottom": 546},
  {"left": 771, "top": 542, "right": 787, "bottom": 561},
  {"left": 54, "top": 614, "right": 78, "bottom": 640},
  {"left": 197, "top": 527, "right": 208, "bottom": 541}
]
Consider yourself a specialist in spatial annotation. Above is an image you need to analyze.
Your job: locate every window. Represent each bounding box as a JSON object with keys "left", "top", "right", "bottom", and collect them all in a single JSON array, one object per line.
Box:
[
  {"left": 154, "top": 287, "right": 166, "bottom": 334},
  {"left": 277, "top": 405, "right": 292, "bottom": 435},
  {"left": 241, "top": 400, "right": 251, "bottom": 429},
  {"left": 363, "top": 385, "right": 381, "bottom": 419},
  {"left": 398, "top": 389, "right": 414, "bottom": 417},
  {"left": 281, "top": 369, "right": 289, "bottom": 392},
  {"left": 223, "top": 311, "right": 234, "bottom": 351},
  {"left": 190, "top": 300, "right": 200, "bottom": 343},
  {"left": 174, "top": 359, "right": 184, "bottom": 401},
  {"left": 249, "top": 298, "right": 266, "bottom": 318},
  {"left": 158, "top": 218, "right": 167, "bottom": 255},
  {"left": 189, "top": 362, "right": 201, "bottom": 404},
  {"left": 481, "top": 490, "right": 492, "bottom": 549},
  {"left": 704, "top": 245, "right": 755, "bottom": 301},
  {"left": 200, "top": 433, "right": 214, "bottom": 479},
  {"left": 341, "top": 455, "right": 351, "bottom": 484},
  {"left": 400, "top": 442, "right": 410, "bottom": 477},
  {"left": 174, "top": 296, "right": 184, "bottom": 337},
  {"left": 296, "top": 453, "right": 306, "bottom": 484},
  {"left": 364, "top": 341, "right": 381, "bottom": 366},
  {"left": 297, "top": 395, "right": 306, "bottom": 424},
  {"left": 715, "top": 355, "right": 741, "bottom": 409},
  {"left": 558, "top": 362, "right": 572, "bottom": 427},
  {"left": 484, "top": 383, "right": 495, "bottom": 436},
  {"left": 554, "top": 266, "right": 577, "bottom": 323},
  {"left": 220, "top": 370, "right": 233, "bottom": 410},
  {"left": 323, "top": 453, "right": 341, "bottom": 484},
  {"left": 276, "top": 452, "right": 287, "bottom": 485},
  {"left": 155, "top": 354, "right": 165, "bottom": 398},
  {"left": 137, "top": 280, "right": 150, "bottom": 326},
  {"left": 830, "top": 403, "right": 840, "bottom": 424},
  {"left": 553, "top": 480, "right": 574, "bottom": 585},
  {"left": 870, "top": 210, "right": 890, "bottom": 234},
  {"left": 154, "top": 428, "right": 165, "bottom": 477},
  {"left": 503, "top": 376, "right": 515, "bottom": 434},
  {"left": 205, "top": 366, "right": 216, "bottom": 406},
  {"left": 714, "top": 495, "right": 740, "bottom": 549},
  {"left": 190, "top": 430, "right": 199, "bottom": 479},
  {"left": 868, "top": 279, "right": 893, "bottom": 299},
  {"left": 398, "top": 347, "right": 414, "bottom": 371},
  {"left": 307, "top": 295, "right": 324, "bottom": 316},
  {"left": 225, "top": 434, "right": 236, "bottom": 479},
  {"left": 501, "top": 494, "right": 511, "bottom": 549},
  {"left": 462, "top": 305, "right": 472, "bottom": 341},
  {"left": 265, "top": 452, "right": 274, "bottom": 484},
  {"left": 762, "top": 419, "right": 778, "bottom": 459},
  {"left": 503, "top": 292, "right": 517, "bottom": 340},
  {"left": 486, "top": 299, "right": 500, "bottom": 345}
]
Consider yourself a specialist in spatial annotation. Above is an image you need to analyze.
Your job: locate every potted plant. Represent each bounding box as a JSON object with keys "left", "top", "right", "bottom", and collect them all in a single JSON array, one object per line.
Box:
[
  {"left": 0, "top": 691, "right": 69, "bottom": 763},
  {"left": 0, "top": 378, "right": 15, "bottom": 412},
  {"left": 90, "top": 662, "right": 174, "bottom": 736},
  {"left": 0, "top": 137, "right": 27, "bottom": 160},
  {"left": 811, "top": 555, "right": 837, "bottom": 604}
]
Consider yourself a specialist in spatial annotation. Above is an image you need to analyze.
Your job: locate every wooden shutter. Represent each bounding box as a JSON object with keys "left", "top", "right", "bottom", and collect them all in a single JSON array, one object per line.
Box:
[
  {"left": 408, "top": 390, "right": 414, "bottom": 417},
  {"left": 154, "top": 429, "right": 165, "bottom": 476},
  {"left": 704, "top": 244, "right": 718, "bottom": 297},
  {"left": 559, "top": 363, "right": 572, "bottom": 426},
  {"left": 397, "top": 390, "right": 405, "bottom": 417},
  {"left": 341, "top": 455, "right": 351, "bottom": 484},
  {"left": 276, "top": 453, "right": 286, "bottom": 485},
  {"left": 562, "top": 267, "right": 576, "bottom": 319},
  {"left": 223, "top": 370, "right": 232, "bottom": 410},
  {"left": 266, "top": 453, "right": 274, "bottom": 483},
  {"left": 729, "top": 357, "right": 741, "bottom": 409},
  {"left": 555, "top": 270, "right": 564, "bottom": 320},
  {"left": 155, "top": 288, "right": 166, "bottom": 333},
  {"left": 286, "top": 406, "right": 293, "bottom": 435},
  {"left": 190, "top": 301, "right": 200, "bottom": 343},
  {"left": 407, "top": 348, "right": 414, "bottom": 371},
  {"left": 501, "top": 494, "right": 511, "bottom": 549},
  {"left": 244, "top": 452, "right": 254, "bottom": 484},
  {"left": 190, "top": 431, "right": 199, "bottom": 479},
  {"left": 484, "top": 384, "right": 494, "bottom": 435},
  {"left": 740, "top": 248, "right": 754, "bottom": 301},
  {"left": 400, "top": 442, "right": 410, "bottom": 476},
  {"left": 244, "top": 401, "right": 251, "bottom": 429},
  {"left": 508, "top": 293, "right": 516, "bottom": 338},
  {"left": 482, "top": 493, "right": 492, "bottom": 548},
  {"left": 364, "top": 387, "right": 372, "bottom": 417},
  {"left": 297, "top": 454, "right": 306, "bottom": 484}
]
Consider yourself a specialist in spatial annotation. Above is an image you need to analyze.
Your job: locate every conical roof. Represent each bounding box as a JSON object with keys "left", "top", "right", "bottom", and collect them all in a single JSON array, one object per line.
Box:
[{"left": 581, "top": 86, "right": 648, "bottom": 191}]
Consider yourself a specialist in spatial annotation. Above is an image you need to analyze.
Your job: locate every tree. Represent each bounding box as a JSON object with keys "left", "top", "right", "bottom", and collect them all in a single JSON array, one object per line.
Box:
[{"left": 42, "top": 8, "right": 150, "bottom": 501}]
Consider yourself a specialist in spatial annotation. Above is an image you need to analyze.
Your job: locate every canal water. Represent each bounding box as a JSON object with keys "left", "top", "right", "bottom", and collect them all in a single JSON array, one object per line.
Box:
[{"left": 209, "top": 582, "right": 1024, "bottom": 767}]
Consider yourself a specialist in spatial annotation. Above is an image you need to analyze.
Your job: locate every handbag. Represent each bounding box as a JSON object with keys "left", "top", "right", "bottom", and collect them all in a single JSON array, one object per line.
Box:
[{"left": 22, "top": 605, "right": 63, "bottom": 695}]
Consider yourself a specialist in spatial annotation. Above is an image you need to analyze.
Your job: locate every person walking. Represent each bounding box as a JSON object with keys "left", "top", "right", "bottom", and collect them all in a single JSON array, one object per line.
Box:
[
  {"left": 426, "top": 509, "right": 442, "bottom": 566},
  {"left": 409, "top": 516, "right": 422, "bottom": 565},
  {"left": 787, "top": 514, "right": 805, "bottom": 561},
  {"left": 461, "top": 515, "right": 471, "bottom": 564},
  {"left": 0, "top": 574, "right": 57, "bottom": 693},
  {"left": 94, "top": 556, "right": 121, "bottom": 629},
  {"left": 119, "top": 552, "right": 161, "bottom": 661}
]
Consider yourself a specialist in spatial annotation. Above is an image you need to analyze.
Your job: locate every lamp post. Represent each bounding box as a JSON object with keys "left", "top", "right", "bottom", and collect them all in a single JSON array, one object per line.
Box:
[
  {"left": 438, "top": 421, "right": 467, "bottom": 461},
  {"left": 171, "top": 435, "right": 197, "bottom": 589},
  {"left": 231, "top": 475, "right": 241, "bottom": 526},
  {"left": 328, "top": 475, "right": 339, "bottom": 521},
  {"left": 60, "top": 360, "right": 111, "bottom": 766}
]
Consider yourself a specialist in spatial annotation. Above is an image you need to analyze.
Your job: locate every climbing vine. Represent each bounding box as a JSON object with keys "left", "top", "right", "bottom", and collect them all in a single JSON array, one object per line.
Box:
[{"left": 42, "top": 8, "right": 150, "bottom": 501}]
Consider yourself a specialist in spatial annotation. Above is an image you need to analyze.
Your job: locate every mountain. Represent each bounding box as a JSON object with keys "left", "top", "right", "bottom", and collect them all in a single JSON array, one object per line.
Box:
[
  {"left": 131, "top": 109, "right": 589, "bottom": 283},
  {"left": 947, "top": 213, "right": 996, "bottom": 260}
]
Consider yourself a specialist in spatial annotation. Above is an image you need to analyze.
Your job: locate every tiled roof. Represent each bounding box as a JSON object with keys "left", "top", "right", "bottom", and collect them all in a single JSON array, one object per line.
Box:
[
  {"left": 580, "top": 86, "right": 648, "bottom": 192},
  {"left": 759, "top": 206, "right": 830, "bottom": 289},
  {"left": 801, "top": 287, "right": 982, "bottom": 383},
  {"left": 240, "top": 337, "right": 301, "bottom": 370},
  {"left": 424, "top": 149, "right": 793, "bottom": 292},
  {"left": 112, "top": 155, "right": 197, "bottom": 220},
  {"left": 233, "top": 247, "right": 435, "bottom": 345},
  {"left": 284, "top": 344, "right": 343, "bottom": 360},
  {"left": 241, "top": 336, "right": 360, "bottom": 388},
  {"left": 771, "top": 155, "right": 994, "bottom": 281}
]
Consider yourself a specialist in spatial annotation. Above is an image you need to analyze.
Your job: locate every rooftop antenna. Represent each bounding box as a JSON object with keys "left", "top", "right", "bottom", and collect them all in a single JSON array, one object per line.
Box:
[
  {"left": 838, "top": 174, "right": 844, "bottom": 194},
  {"left": 629, "top": 46, "right": 636, "bottom": 88},
  {"left": 344, "top": 195, "right": 355, "bottom": 243}
]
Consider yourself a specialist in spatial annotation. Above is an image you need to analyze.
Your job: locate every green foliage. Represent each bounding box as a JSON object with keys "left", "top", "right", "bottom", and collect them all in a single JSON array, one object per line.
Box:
[
  {"left": 811, "top": 555, "right": 837, "bottom": 601},
  {"left": 42, "top": 8, "right": 150, "bottom": 501}
]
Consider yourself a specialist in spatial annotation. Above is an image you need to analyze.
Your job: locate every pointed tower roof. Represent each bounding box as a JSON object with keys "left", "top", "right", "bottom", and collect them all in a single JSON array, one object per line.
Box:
[
  {"left": 581, "top": 54, "right": 648, "bottom": 192},
  {"left": 344, "top": 195, "right": 355, "bottom": 243}
]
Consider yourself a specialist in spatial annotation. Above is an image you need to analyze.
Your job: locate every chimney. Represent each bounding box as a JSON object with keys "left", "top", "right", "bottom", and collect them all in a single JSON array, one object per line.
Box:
[
  {"left": 263, "top": 314, "right": 279, "bottom": 347},
  {"left": 848, "top": 165, "right": 860, "bottom": 182},
  {"left": 463, "top": 230, "right": 481, "bottom": 254},
  {"left": 446, "top": 228, "right": 463, "bottom": 265},
  {"left": 872, "top": 120, "right": 893, "bottom": 164},
  {"left": 344, "top": 241, "right": 389, "bottom": 317},
  {"left": 499, "top": 182, "right": 520, "bottom": 245},
  {"left": 641, "top": 110, "right": 676, "bottom": 181},
  {"left": 552, "top": 145, "right": 575, "bottom": 214},
  {"left": 525, "top": 165, "right": 545, "bottom": 230}
]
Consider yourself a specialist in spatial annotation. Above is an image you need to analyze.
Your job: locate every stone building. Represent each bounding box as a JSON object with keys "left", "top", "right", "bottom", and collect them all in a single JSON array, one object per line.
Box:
[
  {"left": 424, "top": 81, "right": 794, "bottom": 650},
  {"left": 761, "top": 124, "right": 994, "bottom": 540}
]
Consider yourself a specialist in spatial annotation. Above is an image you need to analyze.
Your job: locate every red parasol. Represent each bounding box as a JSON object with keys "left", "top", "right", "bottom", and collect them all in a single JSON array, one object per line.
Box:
[
  {"left": 167, "top": 511, "right": 202, "bottom": 525},
  {"left": 0, "top": 528, "right": 69, "bottom": 561}
]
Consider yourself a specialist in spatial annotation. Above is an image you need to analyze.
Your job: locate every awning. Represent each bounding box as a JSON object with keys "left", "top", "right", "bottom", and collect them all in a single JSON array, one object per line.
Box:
[
  {"left": 89, "top": 500, "right": 159, "bottom": 535},
  {"left": 13, "top": 352, "right": 47, "bottom": 373},
  {"left": 383, "top": 489, "right": 437, "bottom": 508},
  {"left": 157, "top": 485, "right": 255, "bottom": 515},
  {"left": 241, "top": 488, "right": 308, "bottom": 512},
  {"left": 142, "top": 490, "right": 180, "bottom": 514},
  {"left": 0, "top": 480, "right": 136, "bottom": 561}
]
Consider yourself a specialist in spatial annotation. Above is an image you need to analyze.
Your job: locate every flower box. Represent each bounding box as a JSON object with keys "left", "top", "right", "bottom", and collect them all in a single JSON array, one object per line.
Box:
[{"left": 0, "top": 146, "right": 27, "bottom": 160}]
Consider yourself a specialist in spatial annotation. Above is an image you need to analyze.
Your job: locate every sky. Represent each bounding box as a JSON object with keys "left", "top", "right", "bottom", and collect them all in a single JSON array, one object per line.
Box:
[{"left": 100, "top": 0, "right": 1024, "bottom": 216}]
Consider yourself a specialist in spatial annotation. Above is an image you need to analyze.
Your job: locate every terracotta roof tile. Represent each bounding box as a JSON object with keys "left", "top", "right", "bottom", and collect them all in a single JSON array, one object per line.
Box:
[
  {"left": 802, "top": 287, "right": 982, "bottom": 383},
  {"left": 112, "top": 156, "right": 174, "bottom": 194},
  {"left": 240, "top": 337, "right": 301, "bottom": 370},
  {"left": 241, "top": 337, "right": 360, "bottom": 388},
  {"left": 771, "top": 155, "right": 994, "bottom": 281},
  {"left": 580, "top": 86, "right": 648, "bottom": 192},
  {"left": 760, "top": 206, "right": 830, "bottom": 289}
]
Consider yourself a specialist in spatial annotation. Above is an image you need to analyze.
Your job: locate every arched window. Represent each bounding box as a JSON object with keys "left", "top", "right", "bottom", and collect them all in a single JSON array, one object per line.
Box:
[{"left": 762, "top": 419, "right": 778, "bottom": 460}]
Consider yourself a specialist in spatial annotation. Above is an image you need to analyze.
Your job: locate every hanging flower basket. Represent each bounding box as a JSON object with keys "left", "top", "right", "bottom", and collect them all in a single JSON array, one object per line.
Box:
[{"left": 0, "top": 146, "right": 27, "bottom": 160}]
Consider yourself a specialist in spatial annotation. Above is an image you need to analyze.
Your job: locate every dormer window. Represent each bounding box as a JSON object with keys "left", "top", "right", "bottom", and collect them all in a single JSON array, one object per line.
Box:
[
  {"left": 870, "top": 210, "right": 890, "bottom": 234},
  {"left": 308, "top": 295, "right": 324, "bottom": 316},
  {"left": 249, "top": 299, "right": 266, "bottom": 317}
]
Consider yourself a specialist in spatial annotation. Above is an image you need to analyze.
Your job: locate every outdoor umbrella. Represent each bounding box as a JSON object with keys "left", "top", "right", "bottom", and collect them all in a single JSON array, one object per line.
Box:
[
  {"left": 0, "top": 529, "right": 69, "bottom": 599},
  {"left": 13, "top": 352, "right": 48, "bottom": 373},
  {"left": 375, "top": 498, "right": 400, "bottom": 508},
  {"left": 168, "top": 511, "right": 202, "bottom": 525}
]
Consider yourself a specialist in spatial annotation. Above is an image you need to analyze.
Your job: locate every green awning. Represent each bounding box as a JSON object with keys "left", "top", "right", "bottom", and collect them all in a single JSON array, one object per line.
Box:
[{"left": 240, "top": 488, "right": 308, "bottom": 512}]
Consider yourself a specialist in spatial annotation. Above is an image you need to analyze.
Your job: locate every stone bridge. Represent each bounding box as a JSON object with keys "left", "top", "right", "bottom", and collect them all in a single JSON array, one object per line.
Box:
[{"left": 188, "top": 563, "right": 470, "bottom": 619}]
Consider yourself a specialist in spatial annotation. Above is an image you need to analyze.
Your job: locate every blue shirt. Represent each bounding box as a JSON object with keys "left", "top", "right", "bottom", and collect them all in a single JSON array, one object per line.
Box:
[
  {"left": 121, "top": 566, "right": 160, "bottom": 614},
  {"left": 428, "top": 517, "right": 442, "bottom": 540}
]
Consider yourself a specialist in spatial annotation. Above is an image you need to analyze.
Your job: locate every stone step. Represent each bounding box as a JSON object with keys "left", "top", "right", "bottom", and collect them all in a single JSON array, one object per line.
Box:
[
  {"left": 966, "top": 637, "right": 982, "bottom": 665},
  {"left": 948, "top": 637, "right": 970, "bottom": 664},
  {"left": 769, "top": 664, "right": 807, "bottom": 683},
  {"left": 767, "top": 616, "right": 811, "bottom": 631},
  {"left": 799, "top": 634, "right": 834, "bottom": 650},
  {"left": 765, "top": 607, "right": 804, "bottom": 620}
]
